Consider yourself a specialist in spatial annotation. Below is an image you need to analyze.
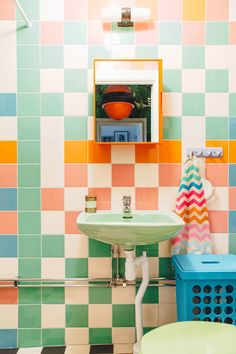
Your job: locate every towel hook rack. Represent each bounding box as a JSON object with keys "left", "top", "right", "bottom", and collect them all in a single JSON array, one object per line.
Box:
[
  {"left": 14, "top": 0, "right": 32, "bottom": 28},
  {"left": 186, "top": 147, "right": 223, "bottom": 159}
]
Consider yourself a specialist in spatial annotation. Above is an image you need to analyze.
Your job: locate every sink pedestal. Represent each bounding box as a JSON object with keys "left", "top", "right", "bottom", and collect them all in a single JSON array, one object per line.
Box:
[{"left": 125, "top": 250, "right": 149, "bottom": 354}]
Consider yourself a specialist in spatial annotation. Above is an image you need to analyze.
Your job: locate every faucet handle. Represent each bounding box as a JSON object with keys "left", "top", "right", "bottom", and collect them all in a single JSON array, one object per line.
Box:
[{"left": 123, "top": 195, "right": 131, "bottom": 207}]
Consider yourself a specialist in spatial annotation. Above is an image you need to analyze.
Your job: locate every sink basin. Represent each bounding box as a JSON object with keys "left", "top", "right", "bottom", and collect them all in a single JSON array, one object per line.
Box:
[{"left": 77, "top": 210, "right": 185, "bottom": 250}]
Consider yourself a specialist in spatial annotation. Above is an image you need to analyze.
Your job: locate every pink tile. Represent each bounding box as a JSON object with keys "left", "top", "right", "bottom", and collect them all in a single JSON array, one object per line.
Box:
[
  {"left": 135, "top": 188, "right": 158, "bottom": 210},
  {"left": 208, "top": 211, "right": 228, "bottom": 233},
  {"left": 65, "top": 211, "right": 79, "bottom": 234},
  {"left": 230, "top": 22, "right": 236, "bottom": 44},
  {"left": 88, "top": 188, "right": 111, "bottom": 210},
  {"left": 41, "top": 22, "right": 64, "bottom": 45},
  {"left": 65, "top": 0, "right": 88, "bottom": 20},
  {"left": 0, "top": 165, "right": 17, "bottom": 187},
  {"left": 135, "top": 22, "right": 158, "bottom": 45},
  {"left": 0, "top": 212, "right": 17, "bottom": 234},
  {"left": 112, "top": 164, "right": 134, "bottom": 187},
  {"left": 206, "top": 164, "right": 228, "bottom": 187},
  {"left": 88, "top": 0, "right": 111, "bottom": 20},
  {"left": 88, "top": 21, "right": 111, "bottom": 45},
  {"left": 183, "top": 22, "right": 205, "bottom": 45},
  {"left": 42, "top": 188, "right": 64, "bottom": 211},
  {"left": 65, "top": 164, "right": 87, "bottom": 187},
  {"left": 0, "top": 0, "right": 15, "bottom": 20},
  {"left": 0, "top": 285, "right": 18, "bottom": 304},
  {"left": 158, "top": 0, "right": 182, "bottom": 20},
  {"left": 159, "top": 164, "right": 181, "bottom": 186},
  {"left": 206, "top": 0, "right": 228, "bottom": 21},
  {"left": 229, "top": 187, "right": 236, "bottom": 210}
]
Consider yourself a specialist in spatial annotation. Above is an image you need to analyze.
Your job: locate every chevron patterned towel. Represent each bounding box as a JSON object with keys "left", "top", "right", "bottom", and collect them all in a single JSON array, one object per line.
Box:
[{"left": 171, "top": 160, "right": 212, "bottom": 255}]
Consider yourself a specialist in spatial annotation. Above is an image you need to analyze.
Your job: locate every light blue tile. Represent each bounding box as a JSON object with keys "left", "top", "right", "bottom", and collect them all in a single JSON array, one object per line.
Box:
[
  {"left": 0, "top": 94, "right": 16, "bottom": 116},
  {"left": 229, "top": 117, "right": 236, "bottom": 140},
  {"left": 0, "top": 188, "right": 17, "bottom": 211},
  {"left": 0, "top": 329, "right": 17, "bottom": 349},
  {"left": 229, "top": 164, "right": 236, "bottom": 186},
  {"left": 229, "top": 211, "right": 236, "bottom": 233},
  {"left": 0, "top": 235, "right": 17, "bottom": 257}
]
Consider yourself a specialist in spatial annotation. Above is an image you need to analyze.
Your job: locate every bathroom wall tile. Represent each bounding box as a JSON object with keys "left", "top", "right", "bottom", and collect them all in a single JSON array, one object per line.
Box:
[
  {"left": 88, "top": 164, "right": 111, "bottom": 187},
  {"left": 111, "top": 146, "right": 135, "bottom": 164},
  {"left": 65, "top": 258, "right": 88, "bottom": 278},
  {"left": 87, "top": 141, "right": 111, "bottom": 164},
  {"left": 182, "top": 93, "right": 205, "bottom": 116},
  {"left": 229, "top": 141, "right": 236, "bottom": 162},
  {"left": 206, "top": 117, "right": 228, "bottom": 140},
  {"left": 88, "top": 258, "right": 111, "bottom": 278},
  {"left": 135, "top": 45, "right": 158, "bottom": 59},
  {"left": 18, "top": 117, "right": 40, "bottom": 140},
  {"left": 183, "top": 22, "right": 205, "bottom": 45},
  {"left": 112, "top": 286, "right": 135, "bottom": 305},
  {"left": 158, "top": 304, "right": 176, "bottom": 326},
  {"left": 17, "top": 21, "right": 39, "bottom": 45},
  {"left": 159, "top": 258, "right": 175, "bottom": 277},
  {"left": 0, "top": 165, "right": 17, "bottom": 187},
  {"left": 229, "top": 0, "right": 236, "bottom": 21},
  {"left": 112, "top": 328, "right": 135, "bottom": 345},
  {"left": 158, "top": 0, "right": 182, "bottom": 20},
  {"left": 41, "top": 69, "right": 64, "bottom": 93},
  {"left": 41, "top": 211, "right": 65, "bottom": 234},
  {"left": 158, "top": 45, "right": 182, "bottom": 69},
  {"left": 18, "top": 258, "right": 41, "bottom": 278},
  {"left": 0, "top": 305, "right": 18, "bottom": 328},
  {"left": 17, "top": 93, "right": 40, "bottom": 116},
  {"left": 65, "top": 328, "right": 89, "bottom": 345},
  {"left": 230, "top": 22, "right": 236, "bottom": 44},
  {"left": 65, "top": 164, "right": 87, "bottom": 187},
  {"left": 0, "top": 329, "right": 17, "bottom": 349},
  {"left": 17, "top": 45, "right": 40, "bottom": 68},
  {"left": 206, "top": 0, "right": 228, "bottom": 20},
  {"left": 88, "top": 239, "right": 111, "bottom": 258},
  {"left": 159, "top": 141, "right": 182, "bottom": 163},
  {"left": 206, "top": 140, "right": 228, "bottom": 163},
  {"left": 18, "top": 329, "right": 41, "bottom": 348},
  {"left": 183, "top": 0, "right": 205, "bottom": 21},
  {"left": 64, "top": 117, "right": 87, "bottom": 140},
  {"left": 229, "top": 211, "right": 236, "bottom": 233},
  {"left": 89, "top": 304, "right": 112, "bottom": 328},
  {"left": 111, "top": 24, "right": 135, "bottom": 44},
  {"left": 41, "top": 141, "right": 64, "bottom": 164},
  {"left": 18, "top": 188, "right": 40, "bottom": 211},
  {"left": 134, "top": 22, "right": 157, "bottom": 46},
  {"left": 162, "top": 93, "right": 182, "bottom": 116},
  {"left": 65, "top": 70, "right": 87, "bottom": 93},
  {"left": 136, "top": 0, "right": 157, "bottom": 20},
  {"left": 0, "top": 286, "right": 18, "bottom": 304},
  {"left": 142, "top": 304, "right": 159, "bottom": 327},
  {"left": 41, "top": 164, "right": 64, "bottom": 187},
  {"left": 229, "top": 164, "right": 236, "bottom": 186},
  {"left": 64, "top": 22, "right": 87, "bottom": 45},
  {"left": 206, "top": 22, "right": 228, "bottom": 45},
  {"left": 111, "top": 187, "right": 135, "bottom": 211},
  {"left": 0, "top": 117, "right": 17, "bottom": 140},
  {"left": 229, "top": 187, "right": 236, "bottom": 210},
  {"left": 42, "top": 304, "right": 65, "bottom": 328},
  {"left": 64, "top": 187, "right": 88, "bottom": 211},
  {"left": 141, "top": 285, "right": 158, "bottom": 304},
  {"left": 206, "top": 164, "right": 228, "bottom": 186},
  {"left": 88, "top": 45, "right": 110, "bottom": 69},
  {"left": 19, "top": 288, "right": 41, "bottom": 305},
  {"left": 183, "top": 46, "right": 205, "bottom": 69},
  {"left": 0, "top": 0, "right": 15, "bottom": 20},
  {"left": 0, "top": 94, "right": 16, "bottom": 116},
  {"left": 112, "top": 305, "right": 135, "bottom": 327},
  {"left": 18, "top": 211, "right": 41, "bottom": 234},
  {"left": 0, "top": 212, "right": 17, "bottom": 234},
  {"left": 208, "top": 210, "right": 228, "bottom": 233},
  {"left": 41, "top": 22, "right": 64, "bottom": 45},
  {"left": 65, "top": 234, "right": 88, "bottom": 258},
  {"left": 0, "top": 69, "right": 16, "bottom": 92},
  {"left": 205, "top": 93, "right": 228, "bottom": 116},
  {"left": 211, "top": 233, "right": 229, "bottom": 254},
  {"left": 0, "top": 21, "right": 16, "bottom": 45},
  {"left": 41, "top": 46, "right": 64, "bottom": 68},
  {"left": 18, "top": 141, "right": 40, "bottom": 164},
  {"left": 42, "top": 235, "right": 64, "bottom": 257},
  {"left": 42, "top": 328, "right": 65, "bottom": 346},
  {"left": 163, "top": 69, "right": 182, "bottom": 92},
  {"left": 207, "top": 187, "right": 228, "bottom": 210},
  {"left": 41, "top": 258, "right": 65, "bottom": 279},
  {"left": 89, "top": 288, "right": 112, "bottom": 305},
  {"left": 40, "top": 0, "right": 64, "bottom": 21},
  {"left": 65, "top": 0, "right": 88, "bottom": 20},
  {"left": 64, "top": 93, "right": 88, "bottom": 116},
  {"left": 229, "top": 233, "right": 236, "bottom": 254},
  {"left": 65, "top": 212, "right": 80, "bottom": 234},
  {"left": 135, "top": 144, "right": 159, "bottom": 163},
  {"left": 17, "top": 69, "right": 40, "bottom": 92},
  {"left": 135, "top": 164, "right": 158, "bottom": 187},
  {"left": 64, "top": 45, "right": 88, "bottom": 69},
  {"left": 89, "top": 328, "right": 112, "bottom": 345},
  {"left": 42, "top": 188, "right": 64, "bottom": 211},
  {"left": 230, "top": 117, "right": 236, "bottom": 139},
  {"left": 206, "top": 70, "right": 228, "bottom": 92},
  {"left": 65, "top": 287, "right": 88, "bottom": 305},
  {"left": 136, "top": 243, "right": 159, "bottom": 257},
  {"left": 41, "top": 116, "right": 64, "bottom": 140},
  {"left": 205, "top": 46, "right": 229, "bottom": 69},
  {"left": 18, "top": 305, "right": 41, "bottom": 328},
  {"left": 182, "top": 116, "right": 205, "bottom": 140},
  {"left": 135, "top": 188, "right": 158, "bottom": 210},
  {"left": 163, "top": 116, "right": 181, "bottom": 140},
  {"left": 66, "top": 305, "right": 88, "bottom": 327},
  {"left": 41, "top": 94, "right": 64, "bottom": 116},
  {"left": 88, "top": 21, "right": 111, "bottom": 45},
  {"left": 112, "top": 164, "right": 134, "bottom": 187},
  {"left": 159, "top": 22, "right": 182, "bottom": 45},
  {"left": 88, "top": 188, "right": 111, "bottom": 210},
  {"left": 0, "top": 45, "right": 16, "bottom": 69},
  {"left": 182, "top": 69, "right": 205, "bottom": 92},
  {"left": 0, "top": 235, "right": 17, "bottom": 257},
  {"left": 159, "top": 164, "right": 181, "bottom": 186},
  {"left": 0, "top": 258, "right": 17, "bottom": 278}
]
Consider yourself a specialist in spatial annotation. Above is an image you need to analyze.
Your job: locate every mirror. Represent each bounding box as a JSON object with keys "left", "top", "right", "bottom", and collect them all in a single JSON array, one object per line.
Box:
[{"left": 94, "top": 59, "right": 162, "bottom": 144}]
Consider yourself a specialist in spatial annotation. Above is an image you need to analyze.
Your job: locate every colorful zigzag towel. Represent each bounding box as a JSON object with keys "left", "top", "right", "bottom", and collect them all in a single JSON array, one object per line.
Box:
[{"left": 171, "top": 160, "right": 212, "bottom": 255}]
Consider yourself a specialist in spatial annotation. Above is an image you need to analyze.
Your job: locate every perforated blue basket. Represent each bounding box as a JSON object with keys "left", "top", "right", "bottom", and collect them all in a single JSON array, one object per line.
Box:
[{"left": 172, "top": 254, "right": 236, "bottom": 325}]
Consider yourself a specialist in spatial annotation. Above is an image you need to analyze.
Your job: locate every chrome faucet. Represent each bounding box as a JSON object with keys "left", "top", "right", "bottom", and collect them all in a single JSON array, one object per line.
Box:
[{"left": 123, "top": 195, "right": 132, "bottom": 218}]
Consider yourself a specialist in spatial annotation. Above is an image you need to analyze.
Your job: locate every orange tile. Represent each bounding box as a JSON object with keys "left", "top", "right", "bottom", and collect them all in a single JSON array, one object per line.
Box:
[
  {"left": 0, "top": 212, "right": 17, "bottom": 234},
  {"left": 208, "top": 211, "right": 228, "bottom": 233},
  {"left": 64, "top": 141, "right": 87, "bottom": 163},
  {"left": 206, "top": 141, "right": 228, "bottom": 163},
  {"left": 65, "top": 211, "right": 80, "bottom": 234},
  {"left": 229, "top": 141, "right": 236, "bottom": 163},
  {"left": 65, "top": 164, "right": 87, "bottom": 187},
  {"left": 0, "top": 165, "right": 17, "bottom": 187},
  {"left": 135, "top": 144, "right": 159, "bottom": 163},
  {"left": 229, "top": 187, "right": 236, "bottom": 210},
  {"left": 159, "top": 141, "right": 182, "bottom": 163},
  {"left": 183, "top": 0, "right": 205, "bottom": 21},
  {"left": 87, "top": 141, "right": 111, "bottom": 163},
  {"left": 0, "top": 0, "right": 15, "bottom": 20},
  {"left": 112, "top": 164, "right": 134, "bottom": 187},
  {"left": 159, "top": 164, "right": 181, "bottom": 186},
  {"left": 0, "top": 286, "right": 17, "bottom": 304},
  {"left": 206, "top": 0, "right": 228, "bottom": 21},
  {"left": 42, "top": 188, "right": 64, "bottom": 211},
  {"left": 88, "top": 188, "right": 111, "bottom": 210},
  {"left": 0, "top": 141, "right": 17, "bottom": 164},
  {"left": 135, "top": 188, "right": 158, "bottom": 210},
  {"left": 206, "top": 164, "right": 228, "bottom": 186}
]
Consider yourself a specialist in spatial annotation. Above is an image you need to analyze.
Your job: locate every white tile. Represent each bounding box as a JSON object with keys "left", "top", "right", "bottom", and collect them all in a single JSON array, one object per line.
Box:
[
  {"left": 159, "top": 239, "right": 171, "bottom": 257},
  {"left": 111, "top": 45, "right": 135, "bottom": 59},
  {"left": 158, "top": 303, "right": 176, "bottom": 326},
  {"left": 163, "top": 93, "right": 182, "bottom": 116},
  {"left": 40, "top": 0, "right": 64, "bottom": 21},
  {"left": 88, "top": 258, "right": 112, "bottom": 278},
  {"left": 111, "top": 145, "right": 135, "bottom": 164},
  {"left": 42, "top": 304, "right": 65, "bottom": 328},
  {"left": 135, "top": 163, "right": 158, "bottom": 187},
  {"left": 87, "top": 115, "right": 94, "bottom": 141},
  {"left": 158, "top": 187, "right": 178, "bottom": 210},
  {"left": 0, "top": 69, "right": 16, "bottom": 92},
  {"left": 64, "top": 93, "right": 88, "bottom": 116},
  {"left": 41, "top": 164, "right": 64, "bottom": 187},
  {"left": 65, "top": 329, "right": 89, "bottom": 345},
  {"left": 182, "top": 69, "right": 205, "bottom": 92},
  {"left": 88, "top": 164, "right": 111, "bottom": 187},
  {"left": 159, "top": 45, "right": 182, "bottom": 69},
  {"left": 41, "top": 69, "right": 64, "bottom": 92},
  {"left": 65, "top": 345, "right": 90, "bottom": 354},
  {"left": 112, "top": 328, "right": 135, "bottom": 344},
  {"left": 229, "top": 46, "right": 236, "bottom": 69},
  {"left": 89, "top": 304, "right": 112, "bottom": 327},
  {"left": 87, "top": 69, "right": 94, "bottom": 93},
  {"left": 41, "top": 211, "right": 65, "bottom": 234},
  {"left": 41, "top": 140, "right": 64, "bottom": 163},
  {"left": 65, "top": 234, "right": 88, "bottom": 258},
  {"left": 64, "top": 46, "right": 88, "bottom": 69},
  {"left": 0, "top": 259, "right": 17, "bottom": 278},
  {"left": 65, "top": 286, "right": 88, "bottom": 304},
  {"left": 159, "top": 286, "right": 176, "bottom": 304},
  {"left": 18, "top": 348, "right": 42, "bottom": 354},
  {"left": 142, "top": 304, "right": 158, "bottom": 327},
  {"left": 182, "top": 116, "right": 205, "bottom": 141},
  {"left": 0, "top": 21, "right": 16, "bottom": 44},
  {"left": 207, "top": 187, "right": 228, "bottom": 211},
  {"left": 211, "top": 233, "right": 229, "bottom": 254},
  {"left": 0, "top": 117, "right": 17, "bottom": 140},
  {"left": 112, "top": 286, "right": 135, "bottom": 304},
  {"left": 41, "top": 116, "right": 64, "bottom": 140},
  {"left": 114, "top": 344, "right": 133, "bottom": 354},
  {"left": 205, "top": 93, "right": 228, "bottom": 116},
  {"left": 205, "top": 46, "right": 228, "bottom": 69},
  {"left": 41, "top": 258, "right": 65, "bottom": 278},
  {"left": 111, "top": 187, "right": 135, "bottom": 211},
  {"left": 64, "top": 187, "right": 88, "bottom": 211},
  {"left": 137, "top": 257, "right": 159, "bottom": 278},
  {"left": 0, "top": 305, "right": 17, "bottom": 328},
  {"left": 229, "top": 0, "right": 236, "bottom": 20},
  {"left": 0, "top": 45, "right": 16, "bottom": 68},
  {"left": 229, "top": 69, "right": 236, "bottom": 92}
]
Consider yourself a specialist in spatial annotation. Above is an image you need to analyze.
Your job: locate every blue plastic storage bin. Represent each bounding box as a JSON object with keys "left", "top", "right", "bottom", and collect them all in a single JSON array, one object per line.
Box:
[{"left": 172, "top": 254, "right": 236, "bottom": 325}]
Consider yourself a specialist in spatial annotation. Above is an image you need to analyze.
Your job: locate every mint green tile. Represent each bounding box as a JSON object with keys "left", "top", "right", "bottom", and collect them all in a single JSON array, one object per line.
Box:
[
  {"left": 159, "top": 22, "right": 181, "bottom": 44},
  {"left": 138, "top": 284, "right": 158, "bottom": 304},
  {"left": 89, "top": 328, "right": 112, "bottom": 345},
  {"left": 182, "top": 93, "right": 205, "bottom": 116},
  {"left": 42, "top": 288, "right": 65, "bottom": 304},
  {"left": 89, "top": 239, "right": 111, "bottom": 257},
  {"left": 18, "top": 188, "right": 40, "bottom": 211},
  {"left": 163, "top": 116, "right": 182, "bottom": 140},
  {"left": 64, "top": 69, "right": 87, "bottom": 92},
  {"left": 206, "top": 22, "right": 228, "bottom": 45},
  {"left": 42, "top": 235, "right": 64, "bottom": 258},
  {"left": 206, "top": 117, "right": 228, "bottom": 140},
  {"left": 64, "top": 117, "right": 87, "bottom": 140},
  {"left": 89, "top": 287, "right": 112, "bottom": 304},
  {"left": 18, "top": 329, "right": 41, "bottom": 347},
  {"left": 159, "top": 257, "right": 175, "bottom": 277},
  {"left": 112, "top": 23, "right": 135, "bottom": 45},
  {"left": 135, "top": 46, "right": 158, "bottom": 58},
  {"left": 17, "top": 70, "right": 40, "bottom": 92},
  {"left": 18, "top": 117, "right": 40, "bottom": 140},
  {"left": 64, "top": 22, "right": 87, "bottom": 44},
  {"left": 206, "top": 70, "right": 228, "bottom": 92},
  {"left": 19, "top": 235, "right": 41, "bottom": 257},
  {"left": 42, "top": 329, "right": 65, "bottom": 346},
  {"left": 19, "top": 305, "right": 41, "bottom": 328},
  {"left": 41, "top": 93, "right": 64, "bottom": 116},
  {"left": 136, "top": 243, "right": 159, "bottom": 257},
  {"left": 18, "top": 165, "right": 40, "bottom": 187},
  {"left": 143, "top": 327, "right": 156, "bottom": 335},
  {"left": 17, "top": 21, "right": 39, "bottom": 44},
  {"left": 19, "top": 288, "right": 41, "bottom": 304},
  {"left": 229, "top": 94, "right": 236, "bottom": 116},
  {"left": 65, "top": 258, "right": 88, "bottom": 278},
  {"left": 229, "top": 234, "right": 236, "bottom": 254},
  {"left": 17, "top": 45, "right": 40, "bottom": 68},
  {"left": 66, "top": 305, "right": 88, "bottom": 327},
  {"left": 18, "top": 212, "right": 41, "bottom": 234},
  {"left": 16, "top": 0, "right": 39, "bottom": 20},
  {"left": 41, "top": 46, "right": 64, "bottom": 68},
  {"left": 112, "top": 304, "right": 135, "bottom": 327},
  {"left": 163, "top": 70, "right": 181, "bottom": 92},
  {"left": 183, "top": 46, "right": 205, "bottom": 69},
  {"left": 88, "top": 93, "right": 94, "bottom": 115},
  {"left": 112, "top": 257, "right": 126, "bottom": 279},
  {"left": 19, "top": 258, "right": 41, "bottom": 278},
  {"left": 17, "top": 93, "right": 40, "bottom": 116},
  {"left": 88, "top": 46, "right": 110, "bottom": 68},
  {"left": 18, "top": 141, "right": 40, "bottom": 163}
]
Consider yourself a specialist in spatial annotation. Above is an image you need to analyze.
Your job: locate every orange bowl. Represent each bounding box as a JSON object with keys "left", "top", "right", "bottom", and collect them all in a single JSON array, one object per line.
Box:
[{"left": 103, "top": 101, "right": 134, "bottom": 120}]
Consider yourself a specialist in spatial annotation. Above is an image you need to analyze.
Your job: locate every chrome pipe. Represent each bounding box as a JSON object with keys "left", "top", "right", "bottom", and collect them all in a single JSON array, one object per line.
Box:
[{"left": 0, "top": 276, "right": 175, "bottom": 282}]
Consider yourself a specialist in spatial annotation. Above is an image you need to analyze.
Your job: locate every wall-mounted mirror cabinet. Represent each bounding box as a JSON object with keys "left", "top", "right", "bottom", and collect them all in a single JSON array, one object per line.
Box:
[{"left": 94, "top": 59, "right": 162, "bottom": 144}]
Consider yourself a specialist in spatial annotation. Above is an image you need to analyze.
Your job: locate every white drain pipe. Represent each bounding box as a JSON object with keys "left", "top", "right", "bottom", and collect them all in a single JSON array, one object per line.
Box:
[{"left": 14, "top": 0, "right": 32, "bottom": 28}]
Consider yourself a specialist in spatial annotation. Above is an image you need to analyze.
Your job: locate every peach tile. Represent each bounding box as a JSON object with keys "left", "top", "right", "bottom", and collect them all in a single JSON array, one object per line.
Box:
[
  {"left": 0, "top": 141, "right": 17, "bottom": 163},
  {"left": 0, "top": 165, "right": 17, "bottom": 187},
  {"left": 88, "top": 141, "right": 111, "bottom": 163},
  {"left": 88, "top": 0, "right": 111, "bottom": 20},
  {"left": 112, "top": 164, "right": 134, "bottom": 187},
  {"left": 0, "top": 285, "right": 17, "bottom": 304},
  {"left": 206, "top": 141, "right": 228, "bottom": 164},
  {"left": 42, "top": 188, "right": 64, "bottom": 211},
  {"left": 208, "top": 211, "right": 228, "bottom": 233},
  {"left": 229, "top": 187, "right": 236, "bottom": 210},
  {"left": 135, "top": 144, "right": 159, "bottom": 163},
  {"left": 158, "top": 0, "right": 182, "bottom": 20},
  {"left": 88, "top": 21, "right": 111, "bottom": 45},
  {"left": 183, "top": 0, "right": 205, "bottom": 21},
  {"left": 159, "top": 141, "right": 182, "bottom": 163},
  {"left": 206, "top": 164, "right": 228, "bottom": 186},
  {"left": 88, "top": 188, "right": 111, "bottom": 210},
  {"left": 0, "top": 0, "right": 15, "bottom": 20},
  {"left": 65, "top": 0, "right": 88, "bottom": 20},
  {"left": 0, "top": 212, "right": 17, "bottom": 234},
  {"left": 135, "top": 188, "right": 158, "bottom": 210},
  {"left": 206, "top": 0, "right": 228, "bottom": 21},
  {"left": 136, "top": 0, "right": 158, "bottom": 20},
  {"left": 65, "top": 211, "right": 80, "bottom": 234},
  {"left": 183, "top": 22, "right": 205, "bottom": 45},
  {"left": 159, "top": 164, "right": 181, "bottom": 186},
  {"left": 65, "top": 164, "right": 87, "bottom": 187},
  {"left": 135, "top": 22, "right": 158, "bottom": 45},
  {"left": 41, "top": 22, "right": 64, "bottom": 45},
  {"left": 229, "top": 141, "right": 236, "bottom": 163},
  {"left": 64, "top": 141, "right": 87, "bottom": 163},
  {"left": 230, "top": 22, "right": 236, "bottom": 44}
]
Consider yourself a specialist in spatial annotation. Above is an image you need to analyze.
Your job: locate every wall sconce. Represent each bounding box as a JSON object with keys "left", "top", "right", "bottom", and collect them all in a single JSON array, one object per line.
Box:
[{"left": 102, "top": 7, "right": 151, "bottom": 27}]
